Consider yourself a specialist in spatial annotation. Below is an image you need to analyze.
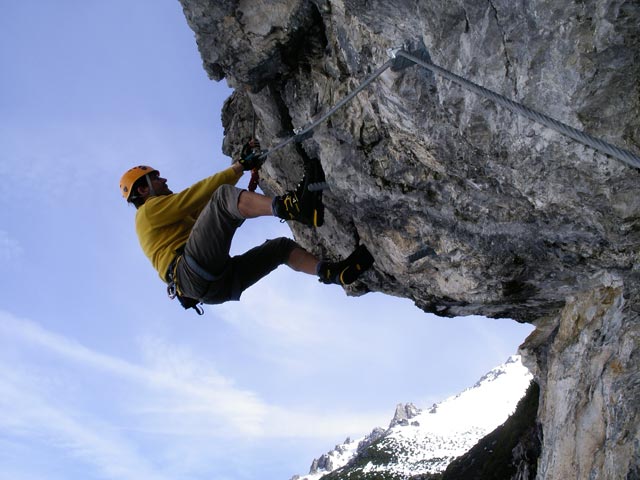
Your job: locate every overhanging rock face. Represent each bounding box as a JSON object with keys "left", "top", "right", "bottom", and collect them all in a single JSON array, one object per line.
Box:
[{"left": 179, "top": 1, "right": 639, "bottom": 478}]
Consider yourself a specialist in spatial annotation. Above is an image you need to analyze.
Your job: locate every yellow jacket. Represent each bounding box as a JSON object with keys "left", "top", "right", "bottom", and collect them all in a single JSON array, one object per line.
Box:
[{"left": 135, "top": 167, "right": 242, "bottom": 282}]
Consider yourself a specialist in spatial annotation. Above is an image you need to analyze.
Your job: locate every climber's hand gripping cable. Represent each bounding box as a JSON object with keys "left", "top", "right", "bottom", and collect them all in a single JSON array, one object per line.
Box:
[
  {"left": 239, "top": 139, "right": 267, "bottom": 171},
  {"left": 239, "top": 138, "right": 266, "bottom": 192}
]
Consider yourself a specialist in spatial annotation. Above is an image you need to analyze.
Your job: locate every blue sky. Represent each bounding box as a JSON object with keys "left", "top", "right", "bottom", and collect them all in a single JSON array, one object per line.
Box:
[{"left": 0, "top": 2, "right": 533, "bottom": 479}]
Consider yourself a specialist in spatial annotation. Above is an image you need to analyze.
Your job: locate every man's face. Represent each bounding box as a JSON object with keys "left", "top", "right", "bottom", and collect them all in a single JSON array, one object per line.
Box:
[{"left": 147, "top": 171, "right": 173, "bottom": 196}]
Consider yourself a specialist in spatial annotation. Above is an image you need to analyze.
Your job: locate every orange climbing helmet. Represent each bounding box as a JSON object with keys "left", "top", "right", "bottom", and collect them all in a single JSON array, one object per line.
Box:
[{"left": 119, "top": 165, "right": 158, "bottom": 200}]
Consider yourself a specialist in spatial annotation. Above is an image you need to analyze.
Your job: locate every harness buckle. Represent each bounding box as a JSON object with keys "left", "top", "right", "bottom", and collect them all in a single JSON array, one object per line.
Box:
[{"left": 167, "top": 282, "right": 178, "bottom": 299}]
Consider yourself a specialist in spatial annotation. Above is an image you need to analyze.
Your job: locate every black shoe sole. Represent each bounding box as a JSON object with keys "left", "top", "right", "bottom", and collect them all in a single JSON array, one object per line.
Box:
[
  {"left": 339, "top": 245, "right": 374, "bottom": 284},
  {"left": 319, "top": 245, "right": 375, "bottom": 285},
  {"left": 300, "top": 159, "right": 325, "bottom": 227}
]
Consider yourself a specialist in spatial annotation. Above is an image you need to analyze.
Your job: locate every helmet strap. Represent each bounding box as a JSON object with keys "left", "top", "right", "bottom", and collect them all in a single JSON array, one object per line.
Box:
[{"left": 145, "top": 174, "right": 157, "bottom": 197}]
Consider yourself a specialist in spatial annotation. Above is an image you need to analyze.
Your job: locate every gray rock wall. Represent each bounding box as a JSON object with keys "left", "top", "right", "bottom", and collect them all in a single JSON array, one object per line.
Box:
[
  {"left": 179, "top": 0, "right": 639, "bottom": 477},
  {"left": 521, "top": 273, "right": 639, "bottom": 478}
]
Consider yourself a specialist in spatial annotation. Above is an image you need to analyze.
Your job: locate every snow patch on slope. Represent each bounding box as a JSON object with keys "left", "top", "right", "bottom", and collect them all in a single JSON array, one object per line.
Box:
[{"left": 292, "top": 355, "right": 532, "bottom": 479}]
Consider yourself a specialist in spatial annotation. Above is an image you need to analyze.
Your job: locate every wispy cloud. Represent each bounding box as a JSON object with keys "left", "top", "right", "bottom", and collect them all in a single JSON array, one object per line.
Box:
[
  {"left": 217, "top": 272, "right": 329, "bottom": 346},
  {"left": 0, "top": 311, "right": 267, "bottom": 435},
  {"left": 0, "top": 366, "right": 172, "bottom": 480},
  {"left": 0, "top": 310, "right": 388, "bottom": 479}
]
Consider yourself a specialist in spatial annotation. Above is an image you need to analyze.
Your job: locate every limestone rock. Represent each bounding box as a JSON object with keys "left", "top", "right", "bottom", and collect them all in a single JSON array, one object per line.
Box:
[
  {"left": 179, "top": 0, "right": 640, "bottom": 478},
  {"left": 389, "top": 402, "right": 422, "bottom": 428},
  {"left": 309, "top": 453, "right": 333, "bottom": 474}
]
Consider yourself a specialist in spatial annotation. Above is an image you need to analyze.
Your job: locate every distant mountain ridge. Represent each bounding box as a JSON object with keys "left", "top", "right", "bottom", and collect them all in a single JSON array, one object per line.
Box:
[{"left": 291, "top": 356, "right": 532, "bottom": 480}]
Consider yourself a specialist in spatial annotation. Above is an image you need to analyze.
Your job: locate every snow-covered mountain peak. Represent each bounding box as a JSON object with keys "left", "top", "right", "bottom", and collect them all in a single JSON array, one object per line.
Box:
[{"left": 291, "top": 356, "right": 532, "bottom": 480}]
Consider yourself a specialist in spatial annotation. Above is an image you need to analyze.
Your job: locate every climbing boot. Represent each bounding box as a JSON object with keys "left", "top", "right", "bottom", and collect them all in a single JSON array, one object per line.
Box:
[
  {"left": 317, "top": 245, "right": 375, "bottom": 286},
  {"left": 272, "top": 159, "right": 325, "bottom": 227}
]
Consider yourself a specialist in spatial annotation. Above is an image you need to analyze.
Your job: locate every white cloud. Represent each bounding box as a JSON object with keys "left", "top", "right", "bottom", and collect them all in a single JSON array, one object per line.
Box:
[
  {"left": 0, "top": 291, "right": 532, "bottom": 480},
  {"left": 213, "top": 267, "right": 388, "bottom": 381},
  {"left": 216, "top": 272, "right": 329, "bottom": 346},
  {"left": 0, "top": 366, "right": 172, "bottom": 480},
  {"left": 0, "top": 309, "right": 391, "bottom": 478},
  {"left": 0, "top": 312, "right": 267, "bottom": 435}
]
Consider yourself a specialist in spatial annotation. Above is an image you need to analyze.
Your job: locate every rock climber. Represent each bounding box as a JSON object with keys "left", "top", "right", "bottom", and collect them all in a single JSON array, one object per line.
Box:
[{"left": 119, "top": 140, "right": 374, "bottom": 311}]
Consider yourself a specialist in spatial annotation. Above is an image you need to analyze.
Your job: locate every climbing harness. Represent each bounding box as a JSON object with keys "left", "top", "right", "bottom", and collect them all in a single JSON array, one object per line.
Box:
[
  {"left": 255, "top": 46, "right": 639, "bottom": 173},
  {"left": 165, "top": 251, "right": 233, "bottom": 315},
  {"left": 165, "top": 253, "right": 205, "bottom": 315}
]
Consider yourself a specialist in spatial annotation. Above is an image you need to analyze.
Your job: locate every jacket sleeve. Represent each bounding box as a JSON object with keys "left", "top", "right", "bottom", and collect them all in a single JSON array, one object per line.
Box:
[{"left": 144, "top": 167, "right": 242, "bottom": 227}]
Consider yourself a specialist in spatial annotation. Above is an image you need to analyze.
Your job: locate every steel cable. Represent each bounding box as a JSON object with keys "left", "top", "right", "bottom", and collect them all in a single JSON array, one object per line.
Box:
[
  {"left": 396, "top": 51, "right": 640, "bottom": 169},
  {"left": 263, "top": 59, "right": 395, "bottom": 158},
  {"left": 257, "top": 50, "right": 639, "bottom": 171}
]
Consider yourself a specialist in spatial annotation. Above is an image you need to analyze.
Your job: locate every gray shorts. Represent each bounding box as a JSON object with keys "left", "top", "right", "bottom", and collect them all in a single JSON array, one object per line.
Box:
[{"left": 175, "top": 184, "right": 298, "bottom": 304}]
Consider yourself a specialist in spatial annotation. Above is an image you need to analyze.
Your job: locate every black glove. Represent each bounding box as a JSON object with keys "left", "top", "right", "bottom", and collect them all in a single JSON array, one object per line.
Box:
[{"left": 239, "top": 139, "right": 266, "bottom": 171}]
